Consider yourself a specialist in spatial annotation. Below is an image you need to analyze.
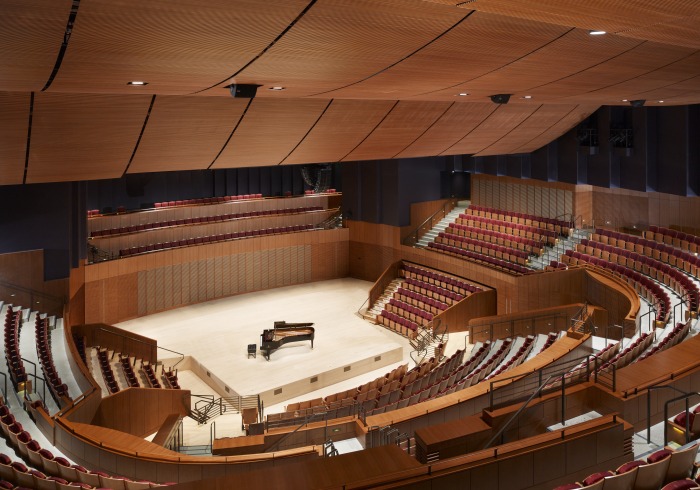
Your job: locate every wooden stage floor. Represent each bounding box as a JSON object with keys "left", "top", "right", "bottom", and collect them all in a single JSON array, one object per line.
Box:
[{"left": 116, "top": 278, "right": 406, "bottom": 404}]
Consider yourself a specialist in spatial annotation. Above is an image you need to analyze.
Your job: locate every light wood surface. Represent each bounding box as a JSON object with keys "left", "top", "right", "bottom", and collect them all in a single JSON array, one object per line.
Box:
[{"left": 0, "top": 92, "right": 30, "bottom": 185}]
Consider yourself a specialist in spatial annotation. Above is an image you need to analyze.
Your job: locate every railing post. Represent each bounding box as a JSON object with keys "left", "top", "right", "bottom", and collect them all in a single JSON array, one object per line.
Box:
[
  {"left": 560, "top": 374, "right": 566, "bottom": 426},
  {"left": 647, "top": 389, "right": 652, "bottom": 444}
]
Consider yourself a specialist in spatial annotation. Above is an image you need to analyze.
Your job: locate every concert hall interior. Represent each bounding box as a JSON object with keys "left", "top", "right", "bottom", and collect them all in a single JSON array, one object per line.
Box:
[{"left": 2, "top": 1, "right": 700, "bottom": 489}]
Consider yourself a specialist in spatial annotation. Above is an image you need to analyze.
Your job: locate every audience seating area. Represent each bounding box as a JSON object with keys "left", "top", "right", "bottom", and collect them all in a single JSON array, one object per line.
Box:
[
  {"left": 0, "top": 395, "right": 175, "bottom": 489},
  {"left": 648, "top": 226, "right": 700, "bottom": 254},
  {"left": 553, "top": 442, "right": 698, "bottom": 490},
  {"left": 35, "top": 315, "right": 70, "bottom": 403},
  {"left": 428, "top": 241, "right": 533, "bottom": 275},
  {"left": 562, "top": 249, "right": 671, "bottom": 325},
  {"left": 434, "top": 231, "right": 530, "bottom": 265},
  {"left": 456, "top": 211, "right": 559, "bottom": 245},
  {"left": 445, "top": 222, "right": 544, "bottom": 255},
  {"left": 4, "top": 308, "right": 27, "bottom": 390},
  {"left": 119, "top": 355, "right": 140, "bottom": 389},
  {"left": 97, "top": 349, "right": 119, "bottom": 395},
  {"left": 467, "top": 205, "right": 573, "bottom": 236}
]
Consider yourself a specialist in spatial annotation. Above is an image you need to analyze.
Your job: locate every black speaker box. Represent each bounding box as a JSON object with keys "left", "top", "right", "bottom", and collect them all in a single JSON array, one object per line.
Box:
[
  {"left": 490, "top": 94, "right": 512, "bottom": 104},
  {"left": 229, "top": 84, "right": 259, "bottom": 98}
]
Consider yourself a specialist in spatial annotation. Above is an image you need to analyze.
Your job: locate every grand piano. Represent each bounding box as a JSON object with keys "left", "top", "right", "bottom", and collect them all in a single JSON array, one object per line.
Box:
[{"left": 260, "top": 321, "right": 315, "bottom": 361}]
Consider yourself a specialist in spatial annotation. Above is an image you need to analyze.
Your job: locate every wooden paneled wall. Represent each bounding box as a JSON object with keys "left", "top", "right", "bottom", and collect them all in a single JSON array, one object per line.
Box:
[
  {"left": 91, "top": 388, "right": 190, "bottom": 438},
  {"left": 400, "top": 198, "right": 452, "bottom": 241},
  {"left": 469, "top": 304, "right": 584, "bottom": 343},
  {"left": 83, "top": 229, "right": 349, "bottom": 324},
  {"left": 437, "top": 289, "right": 497, "bottom": 333},
  {"left": 0, "top": 250, "right": 67, "bottom": 316},
  {"left": 72, "top": 323, "right": 158, "bottom": 363},
  {"left": 471, "top": 174, "right": 575, "bottom": 219}
]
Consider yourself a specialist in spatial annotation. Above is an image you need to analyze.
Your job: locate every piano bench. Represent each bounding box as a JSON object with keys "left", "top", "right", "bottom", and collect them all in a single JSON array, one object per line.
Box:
[{"left": 247, "top": 344, "right": 257, "bottom": 358}]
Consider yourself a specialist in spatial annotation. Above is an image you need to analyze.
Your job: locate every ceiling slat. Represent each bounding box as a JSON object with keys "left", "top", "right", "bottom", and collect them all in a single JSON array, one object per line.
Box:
[
  {"left": 211, "top": 98, "right": 330, "bottom": 168},
  {"left": 513, "top": 104, "right": 599, "bottom": 154},
  {"left": 27, "top": 93, "right": 152, "bottom": 183},
  {"left": 128, "top": 96, "right": 249, "bottom": 173},
  {"left": 0, "top": 93, "right": 30, "bottom": 185}
]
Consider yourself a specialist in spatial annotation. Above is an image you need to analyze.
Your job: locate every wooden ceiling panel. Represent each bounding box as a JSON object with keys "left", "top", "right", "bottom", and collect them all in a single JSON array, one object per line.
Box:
[
  {"left": 27, "top": 93, "right": 152, "bottom": 183},
  {"left": 236, "top": 0, "right": 466, "bottom": 98},
  {"left": 397, "top": 102, "right": 497, "bottom": 158},
  {"left": 0, "top": 0, "right": 73, "bottom": 91},
  {"left": 323, "top": 11, "right": 569, "bottom": 100},
  {"left": 49, "top": 0, "right": 309, "bottom": 95},
  {"left": 526, "top": 43, "right": 696, "bottom": 100},
  {"left": 462, "top": 29, "right": 641, "bottom": 97},
  {"left": 343, "top": 101, "right": 453, "bottom": 161},
  {"left": 442, "top": 104, "right": 539, "bottom": 155},
  {"left": 475, "top": 104, "right": 579, "bottom": 156},
  {"left": 0, "top": 93, "right": 30, "bottom": 185},
  {"left": 128, "top": 97, "right": 249, "bottom": 174},
  {"left": 283, "top": 100, "right": 396, "bottom": 164},
  {"left": 618, "top": 14, "right": 700, "bottom": 49},
  {"left": 433, "top": 0, "right": 700, "bottom": 48},
  {"left": 211, "top": 98, "right": 329, "bottom": 168},
  {"left": 514, "top": 104, "right": 599, "bottom": 154}
]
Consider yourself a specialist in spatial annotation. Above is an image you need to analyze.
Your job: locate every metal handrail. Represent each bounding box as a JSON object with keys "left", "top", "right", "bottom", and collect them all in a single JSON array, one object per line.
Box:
[
  {"left": 402, "top": 199, "right": 458, "bottom": 247},
  {"left": 645, "top": 385, "right": 689, "bottom": 444},
  {"left": 265, "top": 412, "right": 327, "bottom": 453},
  {"left": 664, "top": 392, "right": 700, "bottom": 446}
]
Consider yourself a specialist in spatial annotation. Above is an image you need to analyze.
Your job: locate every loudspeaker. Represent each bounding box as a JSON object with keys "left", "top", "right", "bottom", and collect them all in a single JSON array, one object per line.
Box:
[
  {"left": 228, "top": 84, "right": 259, "bottom": 98},
  {"left": 629, "top": 99, "right": 645, "bottom": 108},
  {"left": 490, "top": 94, "right": 511, "bottom": 104}
]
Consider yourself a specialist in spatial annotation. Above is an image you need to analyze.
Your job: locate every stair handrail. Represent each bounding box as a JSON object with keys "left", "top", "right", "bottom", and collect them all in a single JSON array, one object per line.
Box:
[
  {"left": 265, "top": 412, "right": 327, "bottom": 453},
  {"left": 402, "top": 199, "right": 459, "bottom": 247},
  {"left": 663, "top": 391, "right": 700, "bottom": 446},
  {"left": 644, "top": 384, "right": 693, "bottom": 444}
]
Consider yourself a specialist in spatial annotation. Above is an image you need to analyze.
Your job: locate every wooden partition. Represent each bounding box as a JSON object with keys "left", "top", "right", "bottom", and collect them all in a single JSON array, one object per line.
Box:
[
  {"left": 584, "top": 266, "right": 639, "bottom": 337},
  {"left": 436, "top": 289, "right": 496, "bottom": 333},
  {"left": 0, "top": 250, "right": 67, "bottom": 316},
  {"left": 72, "top": 323, "right": 158, "bottom": 363},
  {"left": 367, "top": 260, "right": 401, "bottom": 310},
  {"left": 91, "top": 388, "right": 190, "bottom": 437},
  {"left": 83, "top": 228, "right": 349, "bottom": 324}
]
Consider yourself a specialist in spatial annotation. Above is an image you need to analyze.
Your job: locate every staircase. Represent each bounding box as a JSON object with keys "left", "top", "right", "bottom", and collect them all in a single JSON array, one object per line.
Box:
[
  {"left": 367, "top": 279, "right": 403, "bottom": 321},
  {"left": 415, "top": 202, "right": 470, "bottom": 248},
  {"left": 529, "top": 228, "right": 592, "bottom": 270},
  {"left": 410, "top": 320, "right": 448, "bottom": 365}
]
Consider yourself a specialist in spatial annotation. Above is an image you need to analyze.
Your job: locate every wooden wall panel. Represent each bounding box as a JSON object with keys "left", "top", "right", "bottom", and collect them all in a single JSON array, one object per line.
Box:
[
  {"left": 212, "top": 98, "right": 329, "bottom": 168},
  {"left": 129, "top": 97, "right": 248, "bottom": 173},
  {"left": 49, "top": 0, "right": 309, "bottom": 95},
  {"left": 344, "top": 101, "right": 453, "bottom": 161},
  {"left": 0, "top": 250, "right": 68, "bottom": 316},
  {"left": 28, "top": 93, "right": 151, "bottom": 183},
  {"left": 283, "top": 100, "right": 395, "bottom": 164},
  {"left": 0, "top": 92, "right": 30, "bottom": 184}
]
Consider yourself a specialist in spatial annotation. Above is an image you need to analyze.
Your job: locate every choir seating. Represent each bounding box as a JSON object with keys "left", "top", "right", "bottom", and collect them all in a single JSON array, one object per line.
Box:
[{"left": 4, "top": 307, "right": 27, "bottom": 390}]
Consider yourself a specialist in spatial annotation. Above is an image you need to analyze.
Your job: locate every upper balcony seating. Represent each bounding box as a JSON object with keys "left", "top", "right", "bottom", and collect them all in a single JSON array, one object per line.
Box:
[
  {"left": 428, "top": 241, "right": 532, "bottom": 275},
  {"left": 153, "top": 194, "right": 263, "bottom": 210},
  {"left": 119, "top": 224, "right": 316, "bottom": 257},
  {"left": 562, "top": 250, "right": 671, "bottom": 325},
  {"left": 467, "top": 205, "right": 573, "bottom": 236},
  {"left": 456, "top": 212, "right": 559, "bottom": 245},
  {"left": 4, "top": 307, "right": 27, "bottom": 389},
  {"left": 580, "top": 237, "right": 699, "bottom": 314},
  {"left": 91, "top": 206, "right": 323, "bottom": 238}
]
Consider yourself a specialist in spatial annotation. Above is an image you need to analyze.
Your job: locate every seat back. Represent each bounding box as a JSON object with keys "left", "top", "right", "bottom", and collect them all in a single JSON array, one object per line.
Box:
[
  {"left": 635, "top": 457, "right": 671, "bottom": 490},
  {"left": 601, "top": 468, "right": 637, "bottom": 490},
  {"left": 665, "top": 444, "right": 699, "bottom": 485}
]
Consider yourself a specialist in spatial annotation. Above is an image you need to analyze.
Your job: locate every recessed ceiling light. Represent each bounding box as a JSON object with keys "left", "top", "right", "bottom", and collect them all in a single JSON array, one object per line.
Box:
[
  {"left": 457, "top": 92, "right": 469, "bottom": 96},
  {"left": 268, "top": 86, "right": 285, "bottom": 91},
  {"left": 521, "top": 95, "right": 532, "bottom": 99},
  {"left": 658, "top": 100, "right": 664, "bottom": 103},
  {"left": 127, "top": 81, "right": 148, "bottom": 86},
  {"left": 589, "top": 30, "right": 606, "bottom": 36},
  {"left": 621, "top": 99, "right": 628, "bottom": 102}
]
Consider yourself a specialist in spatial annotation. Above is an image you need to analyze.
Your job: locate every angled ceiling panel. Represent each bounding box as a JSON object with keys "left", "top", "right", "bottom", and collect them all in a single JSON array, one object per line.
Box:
[
  {"left": 0, "top": 93, "right": 30, "bottom": 185},
  {"left": 27, "top": 93, "right": 152, "bottom": 183},
  {"left": 528, "top": 42, "right": 697, "bottom": 101},
  {"left": 128, "top": 96, "right": 249, "bottom": 174},
  {"left": 323, "top": 11, "right": 569, "bottom": 100},
  {"left": 442, "top": 104, "right": 539, "bottom": 155},
  {"left": 475, "top": 104, "right": 580, "bottom": 156},
  {"left": 343, "top": 101, "right": 453, "bottom": 161},
  {"left": 283, "top": 100, "right": 396, "bottom": 164},
  {"left": 513, "top": 104, "right": 599, "bottom": 154},
  {"left": 397, "top": 102, "right": 497, "bottom": 158},
  {"left": 0, "top": 0, "right": 73, "bottom": 92},
  {"left": 620, "top": 14, "right": 700, "bottom": 49},
  {"left": 236, "top": 0, "right": 467, "bottom": 98},
  {"left": 211, "top": 98, "right": 329, "bottom": 168},
  {"left": 48, "top": 0, "right": 309, "bottom": 95}
]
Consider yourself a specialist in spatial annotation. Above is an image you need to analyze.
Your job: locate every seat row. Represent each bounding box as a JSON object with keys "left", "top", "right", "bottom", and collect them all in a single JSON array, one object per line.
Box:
[
  {"left": 4, "top": 308, "right": 27, "bottom": 389},
  {"left": 119, "top": 356, "right": 140, "bottom": 389},
  {"left": 97, "top": 349, "right": 119, "bottom": 395},
  {"left": 580, "top": 238, "right": 699, "bottom": 313},
  {"left": 392, "top": 290, "right": 446, "bottom": 316},
  {"left": 456, "top": 213, "right": 558, "bottom": 244},
  {"left": 119, "top": 224, "right": 316, "bottom": 257},
  {"left": 0, "top": 396, "right": 173, "bottom": 489},
  {"left": 91, "top": 206, "right": 322, "bottom": 238},
  {"left": 553, "top": 443, "right": 698, "bottom": 490},
  {"left": 464, "top": 340, "right": 513, "bottom": 387},
  {"left": 436, "top": 231, "right": 530, "bottom": 264},
  {"left": 377, "top": 310, "right": 419, "bottom": 337},
  {"left": 35, "top": 315, "right": 70, "bottom": 403},
  {"left": 466, "top": 205, "right": 573, "bottom": 235},
  {"left": 401, "top": 278, "right": 464, "bottom": 304},
  {"left": 598, "top": 332, "right": 654, "bottom": 372},
  {"left": 400, "top": 263, "right": 481, "bottom": 296},
  {"left": 546, "top": 260, "right": 569, "bottom": 271},
  {"left": 637, "top": 321, "right": 691, "bottom": 362},
  {"left": 385, "top": 299, "right": 433, "bottom": 327},
  {"left": 563, "top": 250, "right": 670, "bottom": 324},
  {"left": 154, "top": 194, "right": 264, "bottom": 209},
  {"left": 544, "top": 343, "right": 620, "bottom": 391},
  {"left": 428, "top": 242, "right": 532, "bottom": 275},
  {"left": 485, "top": 336, "right": 535, "bottom": 380},
  {"left": 649, "top": 225, "right": 700, "bottom": 253},
  {"left": 446, "top": 222, "right": 544, "bottom": 255}
]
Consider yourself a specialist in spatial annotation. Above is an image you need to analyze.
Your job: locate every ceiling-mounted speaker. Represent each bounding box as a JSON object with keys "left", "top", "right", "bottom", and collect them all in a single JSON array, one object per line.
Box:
[
  {"left": 490, "top": 94, "right": 512, "bottom": 104},
  {"left": 227, "top": 84, "right": 260, "bottom": 98},
  {"left": 629, "top": 99, "right": 646, "bottom": 108}
]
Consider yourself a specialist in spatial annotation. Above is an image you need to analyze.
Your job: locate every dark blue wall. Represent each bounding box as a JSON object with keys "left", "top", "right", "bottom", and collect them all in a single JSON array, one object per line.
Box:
[{"left": 0, "top": 182, "right": 85, "bottom": 280}]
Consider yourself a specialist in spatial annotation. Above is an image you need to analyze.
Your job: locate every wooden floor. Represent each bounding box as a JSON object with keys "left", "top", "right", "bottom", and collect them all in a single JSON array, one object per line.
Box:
[{"left": 116, "top": 278, "right": 406, "bottom": 404}]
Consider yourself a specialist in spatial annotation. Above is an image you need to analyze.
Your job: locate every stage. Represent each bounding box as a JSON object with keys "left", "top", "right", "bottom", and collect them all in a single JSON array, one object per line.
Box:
[{"left": 116, "top": 278, "right": 405, "bottom": 405}]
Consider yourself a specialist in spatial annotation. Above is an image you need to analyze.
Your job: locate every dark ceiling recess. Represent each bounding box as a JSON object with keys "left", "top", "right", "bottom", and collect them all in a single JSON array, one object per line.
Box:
[{"left": 42, "top": 0, "right": 81, "bottom": 92}]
